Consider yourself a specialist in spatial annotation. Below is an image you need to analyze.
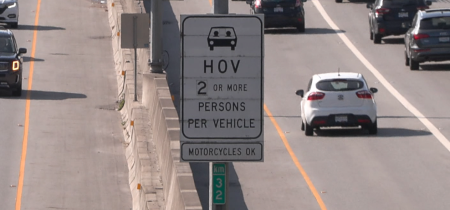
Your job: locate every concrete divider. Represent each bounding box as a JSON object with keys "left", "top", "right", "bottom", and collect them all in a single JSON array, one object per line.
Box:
[{"left": 107, "top": 0, "right": 202, "bottom": 209}]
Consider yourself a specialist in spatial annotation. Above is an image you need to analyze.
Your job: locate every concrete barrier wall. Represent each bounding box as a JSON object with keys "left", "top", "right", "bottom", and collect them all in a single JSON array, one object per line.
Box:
[{"left": 106, "top": 0, "right": 202, "bottom": 209}]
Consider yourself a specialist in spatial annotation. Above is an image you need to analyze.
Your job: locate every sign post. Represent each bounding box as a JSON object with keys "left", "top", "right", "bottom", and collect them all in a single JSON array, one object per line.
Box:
[{"left": 121, "top": 13, "right": 150, "bottom": 101}]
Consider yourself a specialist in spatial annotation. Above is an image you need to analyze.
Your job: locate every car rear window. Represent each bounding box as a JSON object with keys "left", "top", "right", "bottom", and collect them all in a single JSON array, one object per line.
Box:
[
  {"left": 420, "top": 17, "right": 450, "bottom": 29},
  {"left": 382, "top": 0, "right": 423, "bottom": 6},
  {"left": 263, "top": 0, "right": 296, "bottom": 2},
  {"left": 316, "top": 79, "right": 364, "bottom": 91}
]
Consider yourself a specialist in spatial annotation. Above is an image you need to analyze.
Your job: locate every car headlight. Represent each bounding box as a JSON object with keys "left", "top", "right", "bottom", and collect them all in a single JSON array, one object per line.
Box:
[
  {"left": 12, "top": 60, "right": 19, "bottom": 71},
  {"left": 7, "top": 3, "right": 17, "bottom": 8}
]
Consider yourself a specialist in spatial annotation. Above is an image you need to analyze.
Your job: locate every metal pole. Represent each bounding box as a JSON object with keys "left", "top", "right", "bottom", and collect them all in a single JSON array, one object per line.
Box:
[
  {"left": 210, "top": 1, "right": 229, "bottom": 210},
  {"left": 133, "top": 16, "right": 138, "bottom": 101},
  {"left": 213, "top": 0, "right": 229, "bottom": 14},
  {"left": 150, "top": 0, "right": 163, "bottom": 73}
]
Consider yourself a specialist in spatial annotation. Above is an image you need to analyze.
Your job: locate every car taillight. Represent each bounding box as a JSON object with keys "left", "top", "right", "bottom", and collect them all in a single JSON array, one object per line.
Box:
[
  {"left": 356, "top": 90, "right": 372, "bottom": 99},
  {"left": 295, "top": 0, "right": 301, "bottom": 7},
  {"left": 413, "top": 34, "right": 429, "bottom": 40},
  {"left": 417, "top": 6, "right": 429, "bottom": 11},
  {"left": 12, "top": 60, "right": 19, "bottom": 71},
  {"left": 376, "top": 8, "right": 390, "bottom": 16},
  {"left": 307, "top": 92, "right": 325, "bottom": 101},
  {"left": 255, "top": 0, "right": 261, "bottom": 8}
]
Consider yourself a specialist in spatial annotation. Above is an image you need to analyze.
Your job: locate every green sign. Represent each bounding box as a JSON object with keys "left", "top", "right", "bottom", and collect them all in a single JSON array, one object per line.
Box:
[{"left": 213, "top": 163, "right": 226, "bottom": 204}]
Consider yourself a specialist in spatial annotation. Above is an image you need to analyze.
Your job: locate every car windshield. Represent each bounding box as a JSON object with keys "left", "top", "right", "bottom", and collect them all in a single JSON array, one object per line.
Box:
[
  {"left": 420, "top": 17, "right": 450, "bottom": 29},
  {"left": 0, "top": 37, "right": 15, "bottom": 53},
  {"left": 316, "top": 79, "right": 364, "bottom": 91}
]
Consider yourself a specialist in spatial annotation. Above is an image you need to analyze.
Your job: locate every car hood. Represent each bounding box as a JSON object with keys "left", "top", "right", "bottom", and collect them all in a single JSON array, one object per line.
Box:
[
  {"left": 0, "top": 0, "right": 17, "bottom": 4},
  {"left": 0, "top": 52, "right": 17, "bottom": 59}
]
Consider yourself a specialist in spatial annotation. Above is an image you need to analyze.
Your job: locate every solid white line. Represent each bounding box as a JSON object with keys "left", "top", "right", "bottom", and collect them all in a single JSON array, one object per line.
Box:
[{"left": 312, "top": 0, "right": 450, "bottom": 151}]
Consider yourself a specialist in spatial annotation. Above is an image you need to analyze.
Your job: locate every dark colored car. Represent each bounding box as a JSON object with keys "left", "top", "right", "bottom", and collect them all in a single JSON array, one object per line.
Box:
[
  {"left": 0, "top": 28, "right": 26, "bottom": 96},
  {"left": 367, "top": 0, "right": 432, "bottom": 44},
  {"left": 246, "top": 0, "right": 307, "bottom": 32},
  {"left": 405, "top": 9, "right": 450, "bottom": 70}
]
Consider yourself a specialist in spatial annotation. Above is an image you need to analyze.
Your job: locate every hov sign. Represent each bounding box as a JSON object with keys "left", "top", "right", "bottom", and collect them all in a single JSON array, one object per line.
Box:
[{"left": 180, "top": 15, "right": 264, "bottom": 162}]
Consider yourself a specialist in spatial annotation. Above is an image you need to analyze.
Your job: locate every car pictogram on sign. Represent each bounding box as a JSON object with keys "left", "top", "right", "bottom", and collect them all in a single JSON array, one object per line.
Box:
[{"left": 207, "top": 26, "right": 237, "bottom": 51}]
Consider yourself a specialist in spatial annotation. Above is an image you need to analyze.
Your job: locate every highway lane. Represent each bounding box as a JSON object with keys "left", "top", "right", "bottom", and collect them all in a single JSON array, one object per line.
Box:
[
  {"left": 164, "top": 0, "right": 450, "bottom": 209},
  {"left": 0, "top": 0, "right": 131, "bottom": 209}
]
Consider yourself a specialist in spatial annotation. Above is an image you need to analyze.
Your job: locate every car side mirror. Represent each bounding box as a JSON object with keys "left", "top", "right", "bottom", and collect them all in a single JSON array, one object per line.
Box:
[
  {"left": 246, "top": 0, "right": 252, "bottom": 4},
  {"left": 366, "top": 3, "right": 372, "bottom": 9},
  {"left": 370, "top": 88, "right": 378, "bottom": 94},
  {"left": 18, "top": 48, "right": 27, "bottom": 54},
  {"left": 426, "top": 1, "right": 432, "bottom": 6},
  {"left": 295, "top": 89, "right": 304, "bottom": 97},
  {"left": 402, "top": 22, "right": 412, "bottom": 28}
]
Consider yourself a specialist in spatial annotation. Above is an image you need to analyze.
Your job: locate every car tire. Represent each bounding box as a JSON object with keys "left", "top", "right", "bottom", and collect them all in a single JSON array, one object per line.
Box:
[
  {"left": 373, "top": 33, "right": 382, "bottom": 44},
  {"left": 368, "top": 120, "right": 377, "bottom": 135},
  {"left": 10, "top": 22, "right": 18, "bottom": 29},
  {"left": 297, "top": 23, "right": 305, "bottom": 33},
  {"left": 410, "top": 57, "right": 419, "bottom": 70},
  {"left": 12, "top": 82, "right": 22, "bottom": 97},
  {"left": 301, "top": 120, "right": 305, "bottom": 131},
  {"left": 335, "top": 0, "right": 343, "bottom": 2},
  {"left": 370, "top": 29, "right": 373, "bottom": 40},
  {"left": 305, "top": 123, "right": 313, "bottom": 136},
  {"left": 405, "top": 50, "right": 410, "bottom": 66}
]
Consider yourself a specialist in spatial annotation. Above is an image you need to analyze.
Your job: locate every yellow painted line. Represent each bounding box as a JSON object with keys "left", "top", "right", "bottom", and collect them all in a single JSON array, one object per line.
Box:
[
  {"left": 15, "top": 0, "right": 41, "bottom": 209},
  {"left": 264, "top": 104, "right": 327, "bottom": 210}
]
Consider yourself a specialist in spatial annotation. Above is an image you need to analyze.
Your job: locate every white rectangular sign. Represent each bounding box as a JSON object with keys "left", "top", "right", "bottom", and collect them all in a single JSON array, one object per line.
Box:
[{"left": 180, "top": 14, "right": 264, "bottom": 162}]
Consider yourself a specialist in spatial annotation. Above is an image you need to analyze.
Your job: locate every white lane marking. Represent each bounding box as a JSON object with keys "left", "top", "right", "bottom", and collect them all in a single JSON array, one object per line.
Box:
[{"left": 312, "top": 0, "right": 450, "bottom": 151}]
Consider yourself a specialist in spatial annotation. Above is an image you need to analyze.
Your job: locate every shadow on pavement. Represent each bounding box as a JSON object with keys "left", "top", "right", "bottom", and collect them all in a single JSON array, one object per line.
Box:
[
  {"left": 23, "top": 56, "right": 45, "bottom": 62},
  {"left": 13, "top": 25, "right": 66, "bottom": 31},
  {"left": 190, "top": 162, "right": 249, "bottom": 210},
  {"left": 419, "top": 63, "right": 450, "bottom": 71},
  {"left": 382, "top": 37, "right": 404, "bottom": 45},
  {"left": 0, "top": 90, "right": 87, "bottom": 100},
  {"left": 264, "top": 28, "right": 345, "bottom": 35}
]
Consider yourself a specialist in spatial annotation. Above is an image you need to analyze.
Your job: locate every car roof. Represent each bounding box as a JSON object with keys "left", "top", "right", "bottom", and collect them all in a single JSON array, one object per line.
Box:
[
  {"left": 313, "top": 72, "right": 363, "bottom": 80},
  {"left": 419, "top": 9, "right": 450, "bottom": 19}
]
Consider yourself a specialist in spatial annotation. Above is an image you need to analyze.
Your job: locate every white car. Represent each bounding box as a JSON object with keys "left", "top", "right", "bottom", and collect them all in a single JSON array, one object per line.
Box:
[
  {"left": 295, "top": 72, "right": 378, "bottom": 136},
  {"left": 0, "top": 0, "right": 19, "bottom": 28}
]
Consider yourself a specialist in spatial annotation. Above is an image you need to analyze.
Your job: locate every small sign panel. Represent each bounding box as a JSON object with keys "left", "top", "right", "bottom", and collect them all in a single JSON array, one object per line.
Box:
[
  {"left": 180, "top": 14, "right": 264, "bottom": 162},
  {"left": 121, "top": 13, "right": 150, "bottom": 49}
]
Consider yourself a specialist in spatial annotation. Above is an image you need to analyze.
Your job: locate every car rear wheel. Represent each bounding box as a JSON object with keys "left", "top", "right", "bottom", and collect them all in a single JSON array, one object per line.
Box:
[
  {"left": 301, "top": 120, "right": 305, "bottom": 131},
  {"left": 305, "top": 123, "right": 313, "bottom": 136},
  {"left": 373, "top": 33, "right": 382, "bottom": 44},
  {"left": 410, "top": 57, "right": 419, "bottom": 70},
  {"left": 368, "top": 121, "right": 377, "bottom": 135},
  {"left": 370, "top": 29, "right": 373, "bottom": 40},
  {"left": 12, "top": 83, "right": 22, "bottom": 97},
  {"left": 405, "top": 50, "right": 410, "bottom": 66},
  {"left": 297, "top": 23, "right": 305, "bottom": 33},
  {"left": 10, "top": 22, "right": 18, "bottom": 29}
]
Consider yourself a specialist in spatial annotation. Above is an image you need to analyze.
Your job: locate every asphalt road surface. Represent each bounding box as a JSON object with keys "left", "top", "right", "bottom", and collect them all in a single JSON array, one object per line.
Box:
[
  {"left": 0, "top": 0, "right": 131, "bottom": 209},
  {"left": 158, "top": 0, "right": 450, "bottom": 209}
]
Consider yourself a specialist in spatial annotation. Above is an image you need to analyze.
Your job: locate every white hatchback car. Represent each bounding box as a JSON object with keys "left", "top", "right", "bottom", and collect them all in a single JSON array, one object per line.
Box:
[
  {"left": 0, "top": 0, "right": 19, "bottom": 28},
  {"left": 296, "top": 72, "right": 378, "bottom": 136}
]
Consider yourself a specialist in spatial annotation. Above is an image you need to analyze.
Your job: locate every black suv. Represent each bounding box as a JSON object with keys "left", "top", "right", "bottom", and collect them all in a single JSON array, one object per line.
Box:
[
  {"left": 0, "top": 28, "right": 27, "bottom": 96},
  {"left": 405, "top": 9, "right": 450, "bottom": 70},
  {"left": 246, "top": 0, "right": 307, "bottom": 32},
  {"left": 367, "top": 0, "right": 432, "bottom": 44}
]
